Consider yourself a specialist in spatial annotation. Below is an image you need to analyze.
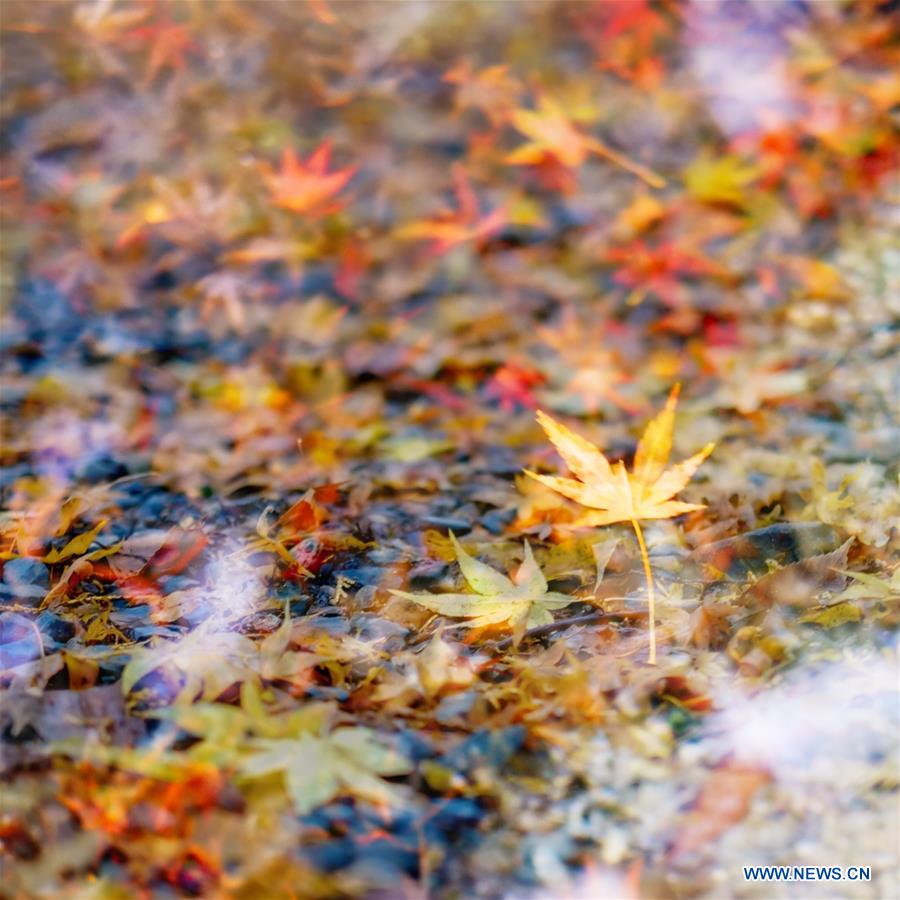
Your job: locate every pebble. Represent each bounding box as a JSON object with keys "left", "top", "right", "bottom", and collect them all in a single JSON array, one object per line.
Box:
[
  {"left": 408, "top": 561, "right": 450, "bottom": 590},
  {"left": 0, "top": 612, "right": 43, "bottom": 668},
  {"left": 441, "top": 725, "right": 526, "bottom": 772},
  {"left": 689, "top": 523, "right": 841, "bottom": 579},
  {"left": 355, "top": 836, "right": 418, "bottom": 877},
  {"left": 481, "top": 507, "right": 516, "bottom": 535},
  {"left": 302, "top": 838, "right": 355, "bottom": 873},
  {"left": 1, "top": 558, "right": 49, "bottom": 604},
  {"left": 35, "top": 611, "right": 75, "bottom": 648},
  {"left": 424, "top": 797, "right": 485, "bottom": 839},
  {"left": 420, "top": 516, "right": 471, "bottom": 534}
]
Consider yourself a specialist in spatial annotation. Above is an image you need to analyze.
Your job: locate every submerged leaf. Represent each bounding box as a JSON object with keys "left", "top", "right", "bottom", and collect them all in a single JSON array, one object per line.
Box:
[
  {"left": 239, "top": 728, "right": 411, "bottom": 815},
  {"left": 390, "top": 534, "right": 575, "bottom": 635},
  {"left": 743, "top": 538, "right": 853, "bottom": 608}
]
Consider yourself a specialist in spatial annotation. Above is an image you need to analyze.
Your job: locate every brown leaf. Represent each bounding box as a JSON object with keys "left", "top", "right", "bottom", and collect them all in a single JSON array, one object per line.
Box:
[{"left": 743, "top": 538, "right": 853, "bottom": 607}]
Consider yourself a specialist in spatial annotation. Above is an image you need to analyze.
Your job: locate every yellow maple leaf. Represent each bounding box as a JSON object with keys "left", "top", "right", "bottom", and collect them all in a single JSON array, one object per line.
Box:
[
  {"left": 506, "top": 94, "right": 665, "bottom": 188},
  {"left": 526, "top": 385, "right": 713, "bottom": 663},
  {"left": 507, "top": 95, "right": 592, "bottom": 168},
  {"left": 684, "top": 154, "right": 759, "bottom": 207}
]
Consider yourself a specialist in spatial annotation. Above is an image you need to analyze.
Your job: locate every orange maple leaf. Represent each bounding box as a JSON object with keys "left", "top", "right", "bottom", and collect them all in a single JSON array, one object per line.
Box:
[
  {"left": 262, "top": 142, "right": 356, "bottom": 217},
  {"left": 396, "top": 164, "right": 505, "bottom": 254}
]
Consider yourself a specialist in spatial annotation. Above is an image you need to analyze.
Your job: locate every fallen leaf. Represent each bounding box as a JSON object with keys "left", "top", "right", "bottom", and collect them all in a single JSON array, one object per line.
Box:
[
  {"left": 239, "top": 728, "right": 411, "bottom": 815},
  {"left": 262, "top": 141, "right": 356, "bottom": 217},
  {"left": 527, "top": 386, "right": 714, "bottom": 528},
  {"left": 528, "top": 385, "right": 713, "bottom": 662},
  {"left": 743, "top": 538, "right": 853, "bottom": 608},
  {"left": 390, "top": 533, "right": 576, "bottom": 636}
]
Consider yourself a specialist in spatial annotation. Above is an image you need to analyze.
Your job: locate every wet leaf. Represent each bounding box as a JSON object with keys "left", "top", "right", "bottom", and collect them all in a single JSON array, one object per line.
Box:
[
  {"left": 743, "top": 538, "right": 853, "bottom": 608},
  {"left": 239, "top": 728, "right": 411, "bottom": 815},
  {"left": 390, "top": 533, "right": 576, "bottom": 635},
  {"left": 43, "top": 521, "right": 109, "bottom": 563},
  {"left": 261, "top": 141, "right": 356, "bottom": 217}
]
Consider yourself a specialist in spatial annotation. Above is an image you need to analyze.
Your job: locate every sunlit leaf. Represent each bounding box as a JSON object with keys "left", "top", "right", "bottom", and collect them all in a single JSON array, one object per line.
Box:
[{"left": 527, "top": 386, "right": 714, "bottom": 527}]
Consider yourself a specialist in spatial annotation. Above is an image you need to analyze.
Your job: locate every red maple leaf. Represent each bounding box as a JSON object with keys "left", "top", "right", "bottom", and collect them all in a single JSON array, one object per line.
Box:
[
  {"left": 486, "top": 363, "right": 545, "bottom": 412},
  {"left": 125, "top": 13, "right": 198, "bottom": 83},
  {"left": 605, "top": 239, "right": 725, "bottom": 307}
]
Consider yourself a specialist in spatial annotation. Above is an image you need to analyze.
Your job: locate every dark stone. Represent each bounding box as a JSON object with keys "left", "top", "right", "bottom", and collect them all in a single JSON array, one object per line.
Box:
[
  {"left": 395, "top": 729, "right": 435, "bottom": 763},
  {"left": 302, "top": 838, "right": 356, "bottom": 872},
  {"left": 0, "top": 612, "right": 43, "bottom": 668},
  {"left": 157, "top": 575, "right": 196, "bottom": 594},
  {"left": 690, "top": 523, "right": 842, "bottom": 579},
  {"left": 420, "top": 516, "right": 471, "bottom": 534},
  {"left": 75, "top": 454, "right": 129, "bottom": 483},
  {"left": 354, "top": 837, "right": 418, "bottom": 877},
  {"left": 303, "top": 801, "right": 355, "bottom": 833},
  {"left": 1, "top": 557, "right": 49, "bottom": 603},
  {"left": 441, "top": 726, "right": 526, "bottom": 773},
  {"left": 35, "top": 611, "right": 76, "bottom": 647},
  {"left": 0, "top": 637, "right": 42, "bottom": 669},
  {"left": 367, "top": 547, "right": 406, "bottom": 564},
  {"left": 408, "top": 561, "right": 450, "bottom": 590},
  {"left": 338, "top": 565, "right": 392, "bottom": 587},
  {"left": 424, "top": 798, "right": 485, "bottom": 841},
  {"left": 481, "top": 507, "right": 516, "bottom": 535}
]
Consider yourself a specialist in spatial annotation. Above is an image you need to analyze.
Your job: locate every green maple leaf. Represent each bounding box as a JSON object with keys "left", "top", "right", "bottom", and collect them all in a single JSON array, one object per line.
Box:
[
  {"left": 121, "top": 622, "right": 261, "bottom": 701},
  {"left": 390, "top": 533, "right": 575, "bottom": 632},
  {"left": 121, "top": 606, "right": 317, "bottom": 701},
  {"left": 239, "top": 728, "right": 412, "bottom": 815},
  {"left": 137, "top": 684, "right": 411, "bottom": 817},
  {"left": 150, "top": 681, "right": 333, "bottom": 765}
]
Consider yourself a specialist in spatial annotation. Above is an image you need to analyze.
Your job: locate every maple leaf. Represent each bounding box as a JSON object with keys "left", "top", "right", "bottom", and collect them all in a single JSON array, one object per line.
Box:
[
  {"left": 604, "top": 239, "right": 727, "bottom": 308},
  {"left": 120, "top": 622, "right": 262, "bottom": 702},
  {"left": 239, "top": 728, "right": 411, "bottom": 815},
  {"left": 684, "top": 154, "right": 759, "bottom": 208},
  {"left": 196, "top": 271, "right": 253, "bottom": 331},
  {"left": 124, "top": 13, "right": 198, "bottom": 84},
  {"left": 837, "top": 568, "right": 900, "bottom": 603},
  {"left": 390, "top": 534, "right": 576, "bottom": 637},
  {"left": 151, "top": 681, "right": 333, "bottom": 766},
  {"left": 506, "top": 95, "right": 664, "bottom": 187},
  {"left": 444, "top": 62, "right": 519, "bottom": 128},
  {"left": 485, "top": 362, "right": 544, "bottom": 411},
  {"left": 395, "top": 164, "right": 506, "bottom": 255},
  {"left": 262, "top": 141, "right": 356, "bottom": 217},
  {"left": 536, "top": 309, "right": 637, "bottom": 414},
  {"left": 576, "top": 0, "right": 670, "bottom": 89},
  {"left": 506, "top": 95, "right": 593, "bottom": 168},
  {"left": 528, "top": 387, "right": 714, "bottom": 527},
  {"left": 596, "top": 0, "right": 668, "bottom": 51},
  {"left": 527, "top": 386, "right": 713, "bottom": 663}
]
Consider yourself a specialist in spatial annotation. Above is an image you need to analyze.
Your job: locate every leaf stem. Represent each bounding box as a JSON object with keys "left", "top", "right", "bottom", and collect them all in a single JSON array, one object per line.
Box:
[
  {"left": 631, "top": 518, "right": 656, "bottom": 664},
  {"left": 494, "top": 608, "right": 646, "bottom": 651},
  {"left": 588, "top": 137, "right": 666, "bottom": 189}
]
